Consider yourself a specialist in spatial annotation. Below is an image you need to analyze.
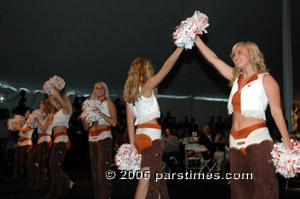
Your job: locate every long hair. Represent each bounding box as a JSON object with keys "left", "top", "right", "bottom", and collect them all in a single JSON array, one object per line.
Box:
[
  {"left": 123, "top": 57, "right": 157, "bottom": 104},
  {"left": 42, "top": 98, "right": 55, "bottom": 115},
  {"left": 229, "top": 41, "right": 268, "bottom": 87},
  {"left": 90, "top": 82, "right": 110, "bottom": 100},
  {"left": 59, "top": 89, "right": 73, "bottom": 114}
]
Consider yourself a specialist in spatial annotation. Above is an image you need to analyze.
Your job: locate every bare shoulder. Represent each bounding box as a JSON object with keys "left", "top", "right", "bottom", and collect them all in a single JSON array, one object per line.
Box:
[
  {"left": 108, "top": 100, "right": 116, "bottom": 107},
  {"left": 46, "top": 113, "right": 53, "bottom": 120},
  {"left": 262, "top": 74, "right": 279, "bottom": 90}
]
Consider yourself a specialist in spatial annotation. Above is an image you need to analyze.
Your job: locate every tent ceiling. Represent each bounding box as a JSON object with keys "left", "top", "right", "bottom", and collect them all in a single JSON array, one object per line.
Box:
[{"left": 0, "top": 0, "right": 299, "bottom": 100}]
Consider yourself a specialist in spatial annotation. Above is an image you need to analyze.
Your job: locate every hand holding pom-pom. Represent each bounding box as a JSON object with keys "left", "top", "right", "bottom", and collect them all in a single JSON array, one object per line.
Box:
[
  {"left": 43, "top": 80, "right": 53, "bottom": 95},
  {"left": 271, "top": 139, "right": 300, "bottom": 178},
  {"left": 8, "top": 115, "right": 25, "bottom": 131},
  {"left": 50, "top": 75, "right": 65, "bottom": 91},
  {"left": 26, "top": 109, "right": 46, "bottom": 129},
  {"left": 43, "top": 75, "right": 65, "bottom": 95},
  {"left": 173, "top": 10, "right": 209, "bottom": 49},
  {"left": 115, "top": 144, "right": 141, "bottom": 173},
  {"left": 80, "top": 99, "right": 102, "bottom": 127}
]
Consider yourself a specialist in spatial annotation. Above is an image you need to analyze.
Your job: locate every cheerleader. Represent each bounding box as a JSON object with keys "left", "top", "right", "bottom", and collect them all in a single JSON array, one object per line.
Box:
[
  {"left": 123, "top": 47, "right": 183, "bottom": 199},
  {"left": 82, "top": 82, "right": 117, "bottom": 199},
  {"left": 12, "top": 109, "right": 33, "bottom": 181},
  {"left": 27, "top": 98, "right": 54, "bottom": 190},
  {"left": 194, "top": 36, "right": 292, "bottom": 199},
  {"left": 43, "top": 88, "right": 74, "bottom": 199}
]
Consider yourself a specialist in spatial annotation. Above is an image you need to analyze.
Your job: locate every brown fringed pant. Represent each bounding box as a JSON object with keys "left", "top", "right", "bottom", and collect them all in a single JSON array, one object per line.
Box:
[
  {"left": 230, "top": 140, "right": 279, "bottom": 199},
  {"left": 46, "top": 142, "right": 71, "bottom": 199},
  {"left": 141, "top": 140, "right": 169, "bottom": 199},
  {"left": 28, "top": 142, "right": 50, "bottom": 189},
  {"left": 89, "top": 138, "right": 113, "bottom": 199},
  {"left": 12, "top": 145, "right": 31, "bottom": 181}
]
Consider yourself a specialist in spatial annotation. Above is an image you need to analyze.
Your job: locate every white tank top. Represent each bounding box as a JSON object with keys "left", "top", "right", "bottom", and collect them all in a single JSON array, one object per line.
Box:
[
  {"left": 18, "top": 124, "right": 34, "bottom": 146},
  {"left": 127, "top": 90, "right": 160, "bottom": 125},
  {"left": 37, "top": 119, "right": 53, "bottom": 135},
  {"left": 98, "top": 100, "right": 111, "bottom": 126},
  {"left": 53, "top": 109, "right": 70, "bottom": 128}
]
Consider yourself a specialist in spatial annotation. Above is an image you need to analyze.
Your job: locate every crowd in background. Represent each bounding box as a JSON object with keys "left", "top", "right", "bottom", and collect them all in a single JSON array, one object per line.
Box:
[{"left": 0, "top": 92, "right": 299, "bottom": 173}]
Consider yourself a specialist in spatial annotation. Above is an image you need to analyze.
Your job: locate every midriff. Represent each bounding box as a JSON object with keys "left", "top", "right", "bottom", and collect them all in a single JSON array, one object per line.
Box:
[
  {"left": 231, "top": 112, "right": 265, "bottom": 131},
  {"left": 53, "top": 126, "right": 67, "bottom": 134},
  {"left": 90, "top": 123, "right": 110, "bottom": 131}
]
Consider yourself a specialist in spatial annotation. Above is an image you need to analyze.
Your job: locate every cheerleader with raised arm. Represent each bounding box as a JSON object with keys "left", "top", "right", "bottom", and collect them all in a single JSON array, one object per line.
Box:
[
  {"left": 27, "top": 98, "right": 55, "bottom": 190},
  {"left": 123, "top": 46, "right": 183, "bottom": 199},
  {"left": 43, "top": 87, "right": 75, "bottom": 199},
  {"left": 82, "top": 81, "right": 117, "bottom": 199},
  {"left": 12, "top": 109, "right": 33, "bottom": 182},
  {"left": 194, "top": 36, "right": 292, "bottom": 199}
]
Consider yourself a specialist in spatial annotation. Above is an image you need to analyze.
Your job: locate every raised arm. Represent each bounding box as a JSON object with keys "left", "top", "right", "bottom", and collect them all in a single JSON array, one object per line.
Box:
[
  {"left": 51, "top": 88, "right": 71, "bottom": 114},
  {"left": 143, "top": 47, "right": 184, "bottom": 96},
  {"left": 263, "top": 75, "right": 292, "bottom": 150},
  {"left": 100, "top": 101, "right": 117, "bottom": 127},
  {"left": 35, "top": 114, "right": 53, "bottom": 132},
  {"left": 194, "top": 36, "right": 233, "bottom": 80},
  {"left": 126, "top": 104, "right": 135, "bottom": 144}
]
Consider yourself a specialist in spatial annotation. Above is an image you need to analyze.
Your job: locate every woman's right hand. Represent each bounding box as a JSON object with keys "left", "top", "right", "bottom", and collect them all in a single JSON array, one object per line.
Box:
[{"left": 283, "top": 138, "right": 293, "bottom": 151}]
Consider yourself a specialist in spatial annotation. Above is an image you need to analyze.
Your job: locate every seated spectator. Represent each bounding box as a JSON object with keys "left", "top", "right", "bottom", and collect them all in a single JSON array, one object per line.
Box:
[
  {"left": 199, "top": 123, "right": 225, "bottom": 172},
  {"left": 162, "top": 127, "right": 183, "bottom": 172},
  {"left": 199, "top": 124, "right": 216, "bottom": 159}
]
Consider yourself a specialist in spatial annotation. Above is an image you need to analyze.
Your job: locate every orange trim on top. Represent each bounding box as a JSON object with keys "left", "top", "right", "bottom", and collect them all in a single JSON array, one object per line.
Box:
[
  {"left": 100, "top": 98, "right": 108, "bottom": 103},
  {"left": 232, "top": 92, "right": 241, "bottom": 112},
  {"left": 233, "top": 71, "right": 266, "bottom": 113},
  {"left": 237, "top": 70, "right": 266, "bottom": 90},
  {"left": 136, "top": 123, "right": 161, "bottom": 130}
]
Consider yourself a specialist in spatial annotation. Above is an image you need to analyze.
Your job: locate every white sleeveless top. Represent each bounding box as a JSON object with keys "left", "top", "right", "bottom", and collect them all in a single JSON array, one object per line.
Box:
[
  {"left": 18, "top": 124, "right": 34, "bottom": 146},
  {"left": 37, "top": 119, "right": 53, "bottom": 135},
  {"left": 98, "top": 100, "right": 111, "bottom": 126},
  {"left": 53, "top": 109, "right": 70, "bottom": 127},
  {"left": 127, "top": 90, "right": 160, "bottom": 125},
  {"left": 37, "top": 119, "right": 53, "bottom": 144},
  {"left": 227, "top": 72, "right": 269, "bottom": 120}
]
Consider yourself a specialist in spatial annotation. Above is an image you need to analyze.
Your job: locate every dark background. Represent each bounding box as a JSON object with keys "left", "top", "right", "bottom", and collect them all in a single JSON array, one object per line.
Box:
[{"left": 0, "top": 0, "right": 299, "bottom": 100}]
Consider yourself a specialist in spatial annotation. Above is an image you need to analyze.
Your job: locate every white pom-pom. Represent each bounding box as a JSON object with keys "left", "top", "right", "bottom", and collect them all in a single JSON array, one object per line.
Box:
[
  {"left": 43, "top": 80, "right": 53, "bottom": 95},
  {"left": 271, "top": 139, "right": 300, "bottom": 178},
  {"left": 80, "top": 99, "right": 102, "bottom": 126},
  {"left": 115, "top": 144, "right": 141, "bottom": 173},
  {"left": 173, "top": 10, "right": 209, "bottom": 49},
  {"left": 7, "top": 115, "right": 25, "bottom": 131},
  {"left": 50, "top": 75, "right": 65, "bottom": 91},
  {"left": 43, "top": 75, "right": 65, "bottom": 95},
  {"left": 26, "top": 109, "right": 46, "bottom": 129}
]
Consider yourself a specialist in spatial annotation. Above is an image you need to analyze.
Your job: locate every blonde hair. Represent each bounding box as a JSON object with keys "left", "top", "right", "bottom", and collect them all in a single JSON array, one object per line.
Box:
[
  {"left": 229, "top": 41, "right": 268, "bottom": 86},
  {"left": 42, "top": 98, "right": 55, "bottom": 115},
  {"left": 123, "top": 57, "right": 157, "bottom": 104},
  {"left": 90, "top": 82, "right": 110, "bottom": 100}
]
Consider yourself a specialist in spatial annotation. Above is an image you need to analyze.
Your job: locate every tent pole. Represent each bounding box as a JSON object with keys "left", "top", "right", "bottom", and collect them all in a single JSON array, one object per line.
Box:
[{"left": 282, "top": 0, "right": 293, "bottom": 131}]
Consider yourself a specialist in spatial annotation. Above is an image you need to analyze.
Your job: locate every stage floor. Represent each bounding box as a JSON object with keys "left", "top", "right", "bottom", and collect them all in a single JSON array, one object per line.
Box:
[{"left": 0, "top": 163, "right": 299, "bottom": 199}]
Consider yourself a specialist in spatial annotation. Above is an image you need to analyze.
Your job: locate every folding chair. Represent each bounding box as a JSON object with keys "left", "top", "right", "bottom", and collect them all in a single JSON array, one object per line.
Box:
[
  {"left": 198, "top": 144, "right": 219, "bottom": 172},
  {"left": 185, "top": 144, "right": 201, "bottom": 171}
]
